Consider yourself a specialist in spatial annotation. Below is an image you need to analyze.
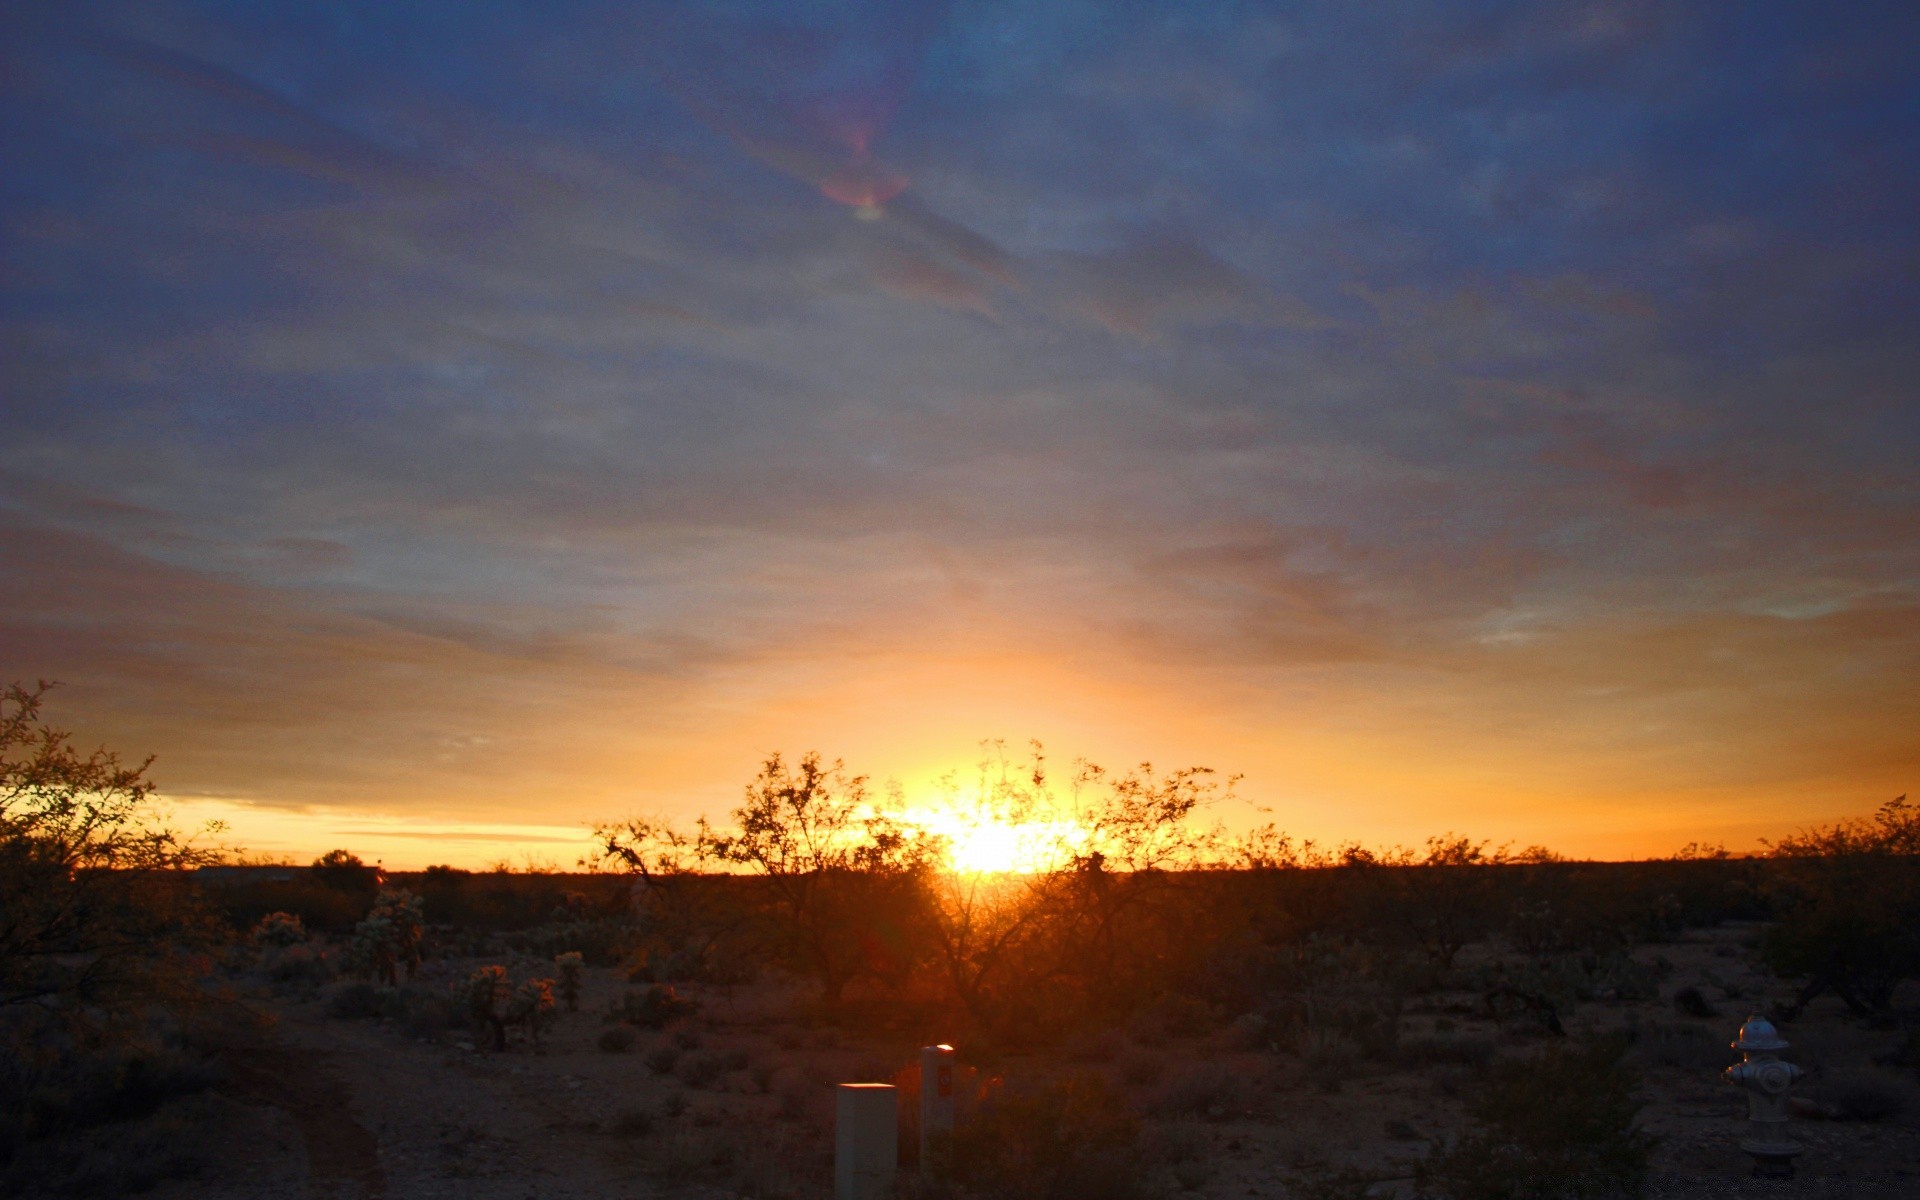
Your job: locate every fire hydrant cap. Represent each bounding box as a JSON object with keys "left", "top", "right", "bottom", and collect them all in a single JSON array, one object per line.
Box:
[{"left": 1733, "top": 1015, "right": 1789, "bottom": 1052}]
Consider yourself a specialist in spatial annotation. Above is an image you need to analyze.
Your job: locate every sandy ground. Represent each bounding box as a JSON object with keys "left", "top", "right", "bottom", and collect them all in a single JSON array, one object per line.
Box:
[{"left": 147, "top": 920, "right": 1920, "bottom": 1199}]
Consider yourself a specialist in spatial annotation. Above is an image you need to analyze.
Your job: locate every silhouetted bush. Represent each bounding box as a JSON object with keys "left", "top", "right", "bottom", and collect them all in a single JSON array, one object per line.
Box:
[
  {"left": 598, "top": 1026, "right": 636, "bottom": 1053},
  {"left": 1404, "top": 1034, "right": 1496, "bottom": 1068},
  {"left": 948, "top": 1072, "right": 1147, "bottom": 1200},
  {"left": 328, "top": 982, "right": 389, "bottom": 1020},
  {"left": 675, "top": 1052, "right": 724, "bottom": 1089},
  {"left": 0, "top": 1028, "right": 223, "bottom": 1197},
  {"left": 1819, "top": 1073, "right": 1907, "bottom": 1122},
  {"left": 1762, "top": 797, "right": 1920, "bottom": 1017},
  {"left": 615, "top": 984, "right": 696, "bottom": 1029},
  {"left": 1421, "top": 1039, "right": 1652, "bottom": 1200},
  {"left": 1144, "top": 1063, "right": 1248, "bottom": 1120}
]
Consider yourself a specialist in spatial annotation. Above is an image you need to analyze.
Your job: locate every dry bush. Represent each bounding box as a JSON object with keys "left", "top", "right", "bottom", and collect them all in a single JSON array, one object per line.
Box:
[
  {"left": 346, "top": 888, "right": 424, "bottom": 986},
  {"left": 599, "top": 1026, "right": 637, "bottom": 1053},
  {"left": 0, "top": 1029, "right": 225, "bottom": 1197},
  {"left": 675, "top": 1051, "right": 725, "bottom": 1089},
  {"left": 1623, "top": 1021, "right": 1734, "bottom": 1073},
  {"left": 947, "top": 1072, "right": 1148, "bottom": 1200},
  {"left": 1420, "top": 1039, "right": 1652, "bottom": 1200},
  {"left": 1763, "top": 796, "right": 1920, "bottom": 1017},
  {"left": 773, "top": 1069, "right": 822, "bottom": 1122},
  {"left": 328, "top": 981, "right": 389, "bottom": 1020},
  {"left": 1811, "top": 1071, "right": 1908, "bottom": 1122},
  {"left": 1403, "top": 1033, "right": 1496, "bottom": 1068},
  {"left": 555, "top": 951, "right": 583, "bottom": 1011},
  {"left": 1144, "top": 1062, "right": 1250, "bottom": 1120},
  {"left": 613, "top": 984, "right": 696, "bottom": 1029}
]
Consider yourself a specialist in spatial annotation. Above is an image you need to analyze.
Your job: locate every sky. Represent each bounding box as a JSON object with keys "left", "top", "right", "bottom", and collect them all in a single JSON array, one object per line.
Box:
[{"left": 2, "top": 1, "right": 1916, "bottom": 868}]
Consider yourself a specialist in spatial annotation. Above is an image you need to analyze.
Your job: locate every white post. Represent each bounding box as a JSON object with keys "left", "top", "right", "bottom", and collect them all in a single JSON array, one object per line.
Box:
[
  {"left": 835, "top": 1083, "right": 897, "bottom": 1200},
  {"left": 919, "top": 1044, "right": 956, "bottom": 1173}
]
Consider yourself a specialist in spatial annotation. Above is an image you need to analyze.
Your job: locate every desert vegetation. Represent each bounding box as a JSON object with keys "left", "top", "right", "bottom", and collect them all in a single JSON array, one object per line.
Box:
[{"left": 2, "top": 688, "right": 1917, "bottom": 1198}]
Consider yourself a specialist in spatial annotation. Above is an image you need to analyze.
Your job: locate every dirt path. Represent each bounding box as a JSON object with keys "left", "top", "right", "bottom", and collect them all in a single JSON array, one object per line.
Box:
[{"left": 222, "top": 1040, "right": 389, "bottom": 1200}]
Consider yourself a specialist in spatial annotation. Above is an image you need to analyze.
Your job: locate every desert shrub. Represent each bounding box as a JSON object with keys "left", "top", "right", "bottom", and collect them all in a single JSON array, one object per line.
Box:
[
  {"left": 949, "top": 1072, "right": 1146, "bottom": 1200},
  {"left": 615, "top": 984, "right": 697, "bottom": 1029},
  {"left": 505, "top": 917, "right": 634, "bottom": 967},
  {"left": 0, "top": 1094, "right": 217, "bottom": 1198},
  {"left": 1227, "top": 1011, "right": 1273, "bottom": 1051},
  {"left": 556, "top": 951, "right": 584, "bottom": 1011},
  {"left": 1136, "top": 994, "right": 1217, "bottom": 1043},
  {"left": 250, "top": 911, "right": 307, "bottom": 947},
  {"left": 1670, "top": 986, "right": 1717, "bottom": 1019},
  {"left": 1818, "top": 1073, "right": 1907, "bottom": 1122},
  {"left": 675, "top": 1052, "right": 724, "bottom": 1089},
  {"left": 1298, "top": 1027, "right": 1363, "bottom": 1092},
  {"left": 773, "top": 1070, "right": 818, "bottom": 1121},
  {"left": 599, "top": 1026, "right": 637, "bottom": 1053},
  {"left": 262, "top": 941, "right": 332, "bottom": 988},
  {"left": 0, "top": 1026, "right": 224, "bottom": 1196},
  {"left": 1146, "top": 1062, "right": 1248, "bottom": 1120},
  {"left": 508, "top": 978, "right": 557, "bottom": 1045},
  {"left": 401, "top": 990, "right": 456, "bottom": 1038},
  {"left": 647, "top": 1046, "right": 680, "bottom": 1075},
  {"left": 1404, "top": 1034, "right": 1495, "bottom": 1068},
  {"left": 465, "top": 965, "right": 512, "bottom": 1050},
  {"left": 328, "top": 982, "right": 389, "bottom": 1020},
  {"left": 346, "top": 888, "right": 425, "bottom": 986},
  {"left": 610, "top": 1107, "right": 655, "bottom": 1137},
  {"left": 1623, "top": 1019, "right": 1734, "bottom": 1072},
  {"left": 1763, "top": 797, "right": 1920, "bottom": 1017},
  {"left": 1421, "top": 1038, "right": 1653, "bottom": 1200},
  {"left": 654, "top": 1126, "right": 736, "bottom": 1184}
]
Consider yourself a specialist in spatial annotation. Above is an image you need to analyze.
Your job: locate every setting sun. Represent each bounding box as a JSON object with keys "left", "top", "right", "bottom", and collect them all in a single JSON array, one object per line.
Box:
[{"left": 917, "top": 807, "right": 1083, "bottom": 874}]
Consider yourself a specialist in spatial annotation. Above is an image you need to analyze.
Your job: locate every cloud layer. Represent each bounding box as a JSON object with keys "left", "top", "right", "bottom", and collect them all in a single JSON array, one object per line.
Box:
[{"left": 3, "top": 0, "right": 1915, "bottom": 861}]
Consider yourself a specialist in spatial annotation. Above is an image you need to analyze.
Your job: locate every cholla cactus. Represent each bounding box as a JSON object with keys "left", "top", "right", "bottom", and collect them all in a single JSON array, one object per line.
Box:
[
  {"left": 509, "top": 977, "right": 558, "bottom": 1044},
  {"left": 251, "top": 911, "right": 307, "bottom": 947},
  {"left": 555, "top": 952, "right": 584, "bottom": 1012},
  {"left": 466, "top": 964, "right": 511, "bottom": 1050},
  {"left": 351, "top": 888, "right": 426, "bottom": 986}
]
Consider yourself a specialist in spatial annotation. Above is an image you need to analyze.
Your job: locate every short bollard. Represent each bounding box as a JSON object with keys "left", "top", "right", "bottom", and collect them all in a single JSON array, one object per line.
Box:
[
  {"left": 1724, "top": 1015, "right": 1803, "bottom": 1178},
  {"left": 835, "top": 1083, "right": 897, "bottom": 1200},
  {"left": 920, "top": 1044, "right": 956, "bottom": 1173}
]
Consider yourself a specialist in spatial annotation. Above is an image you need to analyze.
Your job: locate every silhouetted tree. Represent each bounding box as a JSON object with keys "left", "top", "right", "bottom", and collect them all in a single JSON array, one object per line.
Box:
[{"left": 0, "top": 681, "right": 223, "bottom": 1024}]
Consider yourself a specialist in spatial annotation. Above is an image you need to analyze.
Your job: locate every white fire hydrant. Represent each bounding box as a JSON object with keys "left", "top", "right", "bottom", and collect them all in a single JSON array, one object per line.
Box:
[{"left": 1723, "top": 1015, "right": 1803, "bottom": 1178}]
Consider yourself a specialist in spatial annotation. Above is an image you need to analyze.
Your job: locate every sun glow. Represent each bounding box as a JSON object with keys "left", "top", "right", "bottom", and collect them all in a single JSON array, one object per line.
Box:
[{"left": 917, "top": 807, "right": 1083, "bottom": 874}]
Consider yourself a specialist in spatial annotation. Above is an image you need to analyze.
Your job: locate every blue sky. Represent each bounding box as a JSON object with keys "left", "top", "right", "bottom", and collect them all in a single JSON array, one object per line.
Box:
[{"left": 3, "top": 1, "right": 1916, "bottom": 862}]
